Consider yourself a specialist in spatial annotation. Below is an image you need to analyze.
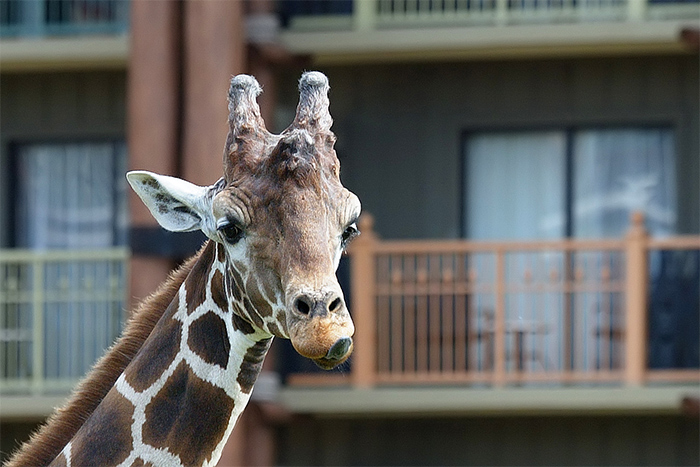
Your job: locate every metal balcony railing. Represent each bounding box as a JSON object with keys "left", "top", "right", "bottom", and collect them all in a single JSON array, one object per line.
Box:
[
  {"left": 0, "top": 0, "right": 128, "bottom": 37},
  {"left": 282, "top": 0, "right": 699, "bottom": 31},
  {"left": 0, "top": 248, "right": 129, "bottom": 394},
  {"left": 287, "top": 213, "right": 700, "bottom": 388}
]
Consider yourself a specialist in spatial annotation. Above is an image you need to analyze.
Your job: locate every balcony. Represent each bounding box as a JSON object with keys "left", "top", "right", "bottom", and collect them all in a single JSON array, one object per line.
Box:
[
  {"left": 277, "top": 0, "right": 700, "bottom": 62},
  {"left": 0, "top": 248, "right": 128, "bottom": 413},
  {"left": 0, "top": 0, "right": 129, "bottom": 71},
  {"left": 284, "top": 213, "right": 699, "bottom": 397},
  {"left": 0, "top": 0, "right": 128, "bottom": 36}
]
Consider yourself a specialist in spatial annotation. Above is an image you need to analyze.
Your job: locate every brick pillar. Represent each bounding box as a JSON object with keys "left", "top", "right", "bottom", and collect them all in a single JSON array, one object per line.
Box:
[
  {"left": 181, "top": 0, "right": 246, "bottom": 186},
  {"left": 127, "top": 0, "right": 181, "bottom": 306}
]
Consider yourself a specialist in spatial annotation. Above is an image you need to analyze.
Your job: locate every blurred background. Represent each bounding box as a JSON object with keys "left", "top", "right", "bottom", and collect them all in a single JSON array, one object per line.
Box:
[{"left": 0, "top": 0, "right": 699, "bottom": 465}]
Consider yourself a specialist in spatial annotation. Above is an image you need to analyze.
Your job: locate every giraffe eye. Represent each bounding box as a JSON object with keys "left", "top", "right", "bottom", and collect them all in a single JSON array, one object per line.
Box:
[
  {"left": 217, "top": 220, "right": 244, "bottom": 244},
  {"left": 341, "top": 222, "right": 359, "bottom": 247}
]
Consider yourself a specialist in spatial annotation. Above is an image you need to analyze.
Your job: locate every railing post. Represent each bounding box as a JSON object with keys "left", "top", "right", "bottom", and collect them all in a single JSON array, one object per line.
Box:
[
  {"left": 627, "top": 0, "right": 647, "bottom": 22},
  {"left": 493, "top": 249, "right": 506, "bottom": 387},
  {"left": 31, "top": 256, "right": 44, "bottom": 394},
  {"left": 354, "top": 0, "right": 377, "bottom": 31},
  {"left": 350, "top": 213, "right": 378, "bottom": 388},
  {"left": 624, "top": 211, "right": 648, "bottom": 386},
  {"left": 495, "top": 0, "right": 508, "bottom": 25}
]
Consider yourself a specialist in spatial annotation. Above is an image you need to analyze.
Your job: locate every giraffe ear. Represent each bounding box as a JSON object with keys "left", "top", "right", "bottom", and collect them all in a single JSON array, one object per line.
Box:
[{"left": 127, "top": 171, "right": 211, "bottom": 233}]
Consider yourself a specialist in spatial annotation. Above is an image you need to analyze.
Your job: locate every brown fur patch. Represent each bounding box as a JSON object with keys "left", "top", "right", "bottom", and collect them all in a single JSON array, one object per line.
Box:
[
  {"left": 3, "top": 244, "right": 207, "bottom": 467},
  {"left": 185, "top": 241, "right": 216, "bottom": 313},
  {"left": 237, "top": 338, "right": 272, "bottom": 393},
  {"left": 69, "top": 389, "right": 134, "bottom": 466},
  {"left": 187, "top": 312, "right": 230, "bottom": 368},
  {"left": 227, "top": 266, "right": 245, "bottom": 302},
  {"left": 243, "top": 296, "right": 266, "bottom": 330},
  {"left": 216, "top": 242, "right": 226, "bottom": 263},
  {"left": 129, "top": 458, "right": 154, "bottom": 467},
  {"left": 211, "top": 270, "right": 228, "bottom": 312},
  {"left": 245, "top": 277, "right": 273, "bottom": 320},
  {"left": 142, "top": 361, "right": 235, "bottom": 466},
  {"left": 124, "top": 305, "right": 182, "bottom": 392}
]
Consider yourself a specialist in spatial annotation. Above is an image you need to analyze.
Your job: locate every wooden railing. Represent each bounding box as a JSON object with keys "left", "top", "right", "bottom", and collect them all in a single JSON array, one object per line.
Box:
[{"left": 288, "top": 212, "right": 700, "bottom": 388}]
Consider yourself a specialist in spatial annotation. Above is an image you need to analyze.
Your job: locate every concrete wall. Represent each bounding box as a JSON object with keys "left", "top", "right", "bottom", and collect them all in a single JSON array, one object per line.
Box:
[{"left": 276, "top": 55, "right": 699, "bottom": 240}]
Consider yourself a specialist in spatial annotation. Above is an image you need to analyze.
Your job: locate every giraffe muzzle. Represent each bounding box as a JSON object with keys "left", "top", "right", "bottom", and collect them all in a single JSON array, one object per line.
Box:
[{"left": 286, "top": 288, "right": 355, "bottom": 369}]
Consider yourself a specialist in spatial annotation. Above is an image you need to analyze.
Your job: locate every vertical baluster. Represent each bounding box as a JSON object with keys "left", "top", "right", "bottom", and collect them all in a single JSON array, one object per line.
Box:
[
  {"left": 416, "top": 254, "right": 428, "bottom": 373},
  {"left": 391, "top": 254, "right": 403, "bottom": 375},
  {"left": 378, "top": 254, "right": 391, "bottom": 375},
  {"left": 494, "top": 250, "right": 506, "bottom": 386},
  {"left": 404, "top": 254, "right": 416, "bottom": 374},
  {"left": 31, "top": 256, "right": 44, "bottom": 394},
  {"left": 455, "top": 253, "right": 467, "bottom": 374},
  {"left": 441, "top": 254, "right": 455, "bottom": 374}
]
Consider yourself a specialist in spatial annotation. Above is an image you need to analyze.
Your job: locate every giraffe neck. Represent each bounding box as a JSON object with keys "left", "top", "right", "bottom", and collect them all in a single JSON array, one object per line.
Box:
[{"left": 51, "top": 242, "right": 273, "bottom": 467}]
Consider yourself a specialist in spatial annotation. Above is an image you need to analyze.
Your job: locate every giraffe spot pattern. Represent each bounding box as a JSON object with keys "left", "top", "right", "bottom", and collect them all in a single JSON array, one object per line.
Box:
[
  {"left": 211, "top": 270, "right": 229, "bottom": 312},
  {"left": 187, "top": 312, "right": 230, "bottom": 369},
  {"left": 231, "top": 312, "right": 256, "bottom": 335},
  {"left": 267, "top": 321, "right": 284, "bottom": 337},
  {"left": 65, "top": 239, "right": 273, "bottom": 467},
  {"left": 142, "top": 362, "right": 235, "bottom": 467},
  {"left": 124, "top": 305, "right": 182, "bottom": 392},
  {"left": 227, "top": 266, "right": 244, "bottom": 302},
  {"left": 216, "top": 242, "right": 226, "bottom": 263},
  {"left": 129, "top": 458, "right": 155, "bottom": 467},
  {"left": 237, "top": 338, "right": 272, "bottom": 394},
  {"left": 70, "top": 389, "right": 134, "bottom": 467},
  {"left": 245, "top": 276, "right": 273, "bottom": 321},
  {"left": 243, "top": 296, "right": 266, "bottom": 329},
  {"left": 185, "top": 242, "right": 216, "bottom": 313}
]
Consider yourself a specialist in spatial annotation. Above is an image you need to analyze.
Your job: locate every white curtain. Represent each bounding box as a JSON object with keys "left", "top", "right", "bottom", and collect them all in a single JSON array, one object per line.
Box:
[
  {"left": 464, "top": 131, "right": 567, "bottom": 240},
  {"left": 573, "top": 128, "right": 676, "bottom": 238},
  {"left": 16, "top": 142, "right": 128, "bottom": 249}
]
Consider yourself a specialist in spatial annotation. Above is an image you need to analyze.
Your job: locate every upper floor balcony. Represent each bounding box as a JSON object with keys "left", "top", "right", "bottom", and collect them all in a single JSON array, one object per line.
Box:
[
  {"left": 0, "top": 0, "right": 129, "bottom": 71},
  {"left": 276, "top": 0, "right": 700, "bottom": 62},
  {"left": 0, "top": 0, "right": 128, "bottom": 37}
]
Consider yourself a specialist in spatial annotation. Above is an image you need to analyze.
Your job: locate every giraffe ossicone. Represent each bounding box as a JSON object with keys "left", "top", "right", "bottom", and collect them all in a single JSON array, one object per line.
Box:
[{"left": 6, "top": 71, "right": 360, "bottom": 467}]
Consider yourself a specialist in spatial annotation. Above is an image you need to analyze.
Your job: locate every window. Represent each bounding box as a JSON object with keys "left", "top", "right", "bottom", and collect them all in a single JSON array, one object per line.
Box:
[
  {"left": 13, "top": 142, "right": 128, "bottom": 249},
  {"left": 462, "top": 127, "right": 689, "bottom": 372},
  {"left": 2, "top": 141, "right": 129, "bottom": 388},
  {"left": 464, "top": 127, "right": 676, "bottom": 240}
]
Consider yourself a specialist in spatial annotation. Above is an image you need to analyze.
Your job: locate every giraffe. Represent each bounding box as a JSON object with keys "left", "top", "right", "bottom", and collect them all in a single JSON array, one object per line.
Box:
[{"left": 5, "top": 71, "right": 361, "bottom": 467}]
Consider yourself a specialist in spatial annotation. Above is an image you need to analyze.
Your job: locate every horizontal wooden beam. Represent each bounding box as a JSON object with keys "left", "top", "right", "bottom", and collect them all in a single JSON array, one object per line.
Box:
[{"left": 280, "top": 385, "right": 700, "bottom": 417}]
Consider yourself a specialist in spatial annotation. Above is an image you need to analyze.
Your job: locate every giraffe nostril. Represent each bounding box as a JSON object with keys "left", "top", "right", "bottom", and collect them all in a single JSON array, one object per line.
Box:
[
  {"left": 294, "top": 297, "right": 311, "bottom": 315},
  {"left": 329, "top": 297, "right": 342, "bottom": 313}
]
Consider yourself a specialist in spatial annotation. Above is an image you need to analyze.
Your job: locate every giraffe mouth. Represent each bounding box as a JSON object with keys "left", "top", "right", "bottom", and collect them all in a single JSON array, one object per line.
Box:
[{"left": 312, "top": 337, "right": 353, "bottom": 369}]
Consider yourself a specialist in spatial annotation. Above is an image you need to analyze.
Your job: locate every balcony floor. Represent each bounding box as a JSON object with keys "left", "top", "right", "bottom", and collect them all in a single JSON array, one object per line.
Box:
[{"left": 279, "top": 384, "right": 700, "bottom": 417}]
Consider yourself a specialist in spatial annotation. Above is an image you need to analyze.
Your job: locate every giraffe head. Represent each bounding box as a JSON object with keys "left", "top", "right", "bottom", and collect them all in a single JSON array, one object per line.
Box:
[{"left": 128, "top": 72, "right": 359, "bottom": 369}]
